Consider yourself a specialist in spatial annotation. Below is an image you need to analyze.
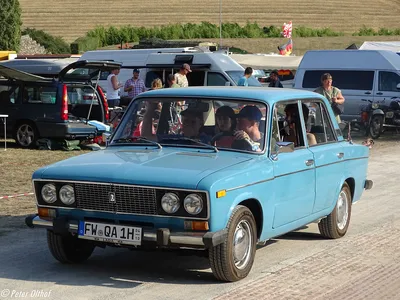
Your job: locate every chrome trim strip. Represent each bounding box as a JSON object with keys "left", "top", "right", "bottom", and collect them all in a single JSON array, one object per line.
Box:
[
  {"left": 32, "top": 179, "right": 210, "bottom": 220},
  {"left": 225, "top": 178, "right": 273, "bottom": 192},
  {"left": 224, "top": 156, "right": 368, "bottom": 192}
]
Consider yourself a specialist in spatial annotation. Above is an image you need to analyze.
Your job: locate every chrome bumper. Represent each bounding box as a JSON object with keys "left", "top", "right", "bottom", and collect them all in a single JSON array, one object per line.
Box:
[{"left": 25, "top": 215, "right": 226, "bottom": 248}]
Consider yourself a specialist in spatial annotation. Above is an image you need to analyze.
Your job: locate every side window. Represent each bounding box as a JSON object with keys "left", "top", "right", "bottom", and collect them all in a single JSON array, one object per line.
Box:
[
  {"left": 207, "top": 72, "right": 229, "bottom": 86},
  {"left": 0, "top": 85, "right": 19, "bottom": 105},
  {"left": 270, "top": 107, "right": 281, "bottom": 154},
  {"left": 304, "top": 101, "right": 336, "bottom": 145},
  {"left": 378, "top": 71, "right": 400, "bottom": 92},
  {"left": 22, "top": 86, "right": 57, "bottom": 104},
  {"left": 303, "top": 70, "right": 374, "bottom": 90},
  {"left": 275, "top": 102, "right": 306, "bottom": 149},
  {"left": 187, "top": 70, "right": 205, "bottom": 86}
]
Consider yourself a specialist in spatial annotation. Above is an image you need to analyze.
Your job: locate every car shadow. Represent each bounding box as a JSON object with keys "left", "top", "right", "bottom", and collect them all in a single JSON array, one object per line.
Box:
[{"left": 0, "top": 218, "right": 224, "bottom": 287}]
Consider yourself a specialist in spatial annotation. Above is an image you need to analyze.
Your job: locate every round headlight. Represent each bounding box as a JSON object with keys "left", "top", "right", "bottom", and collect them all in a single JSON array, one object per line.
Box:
[
  {"left": 41, "top": 184, "right": 57, "bottom": 204},
  {"left": 372, "top": 103, "right": 379, "bottom": 109},
  {"left": 161, "top": 193, "right": 180, "bottom": 214},
  {"left": 183, "top": 194, "right": 203, "bottom": 215},
  {"left": 59, "top": 185, "right": 75, "bottom": 205}
]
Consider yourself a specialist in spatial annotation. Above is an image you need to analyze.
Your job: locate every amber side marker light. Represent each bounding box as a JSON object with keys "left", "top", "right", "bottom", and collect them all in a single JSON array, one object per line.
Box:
[
  {"left": 38, "top": 208, "right": 56, "bottom": 219},
  {"left": 216, "top": 190, "right": 226, "bottom": 198},
  {"left": 184, "top": 221, "right": 209, "bottom": 231}
]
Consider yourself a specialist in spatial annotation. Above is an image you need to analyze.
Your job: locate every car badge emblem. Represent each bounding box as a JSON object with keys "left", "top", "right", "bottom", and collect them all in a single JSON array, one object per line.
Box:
[{"left": 109, "top": 192, "right": 116, "bottom": 203}]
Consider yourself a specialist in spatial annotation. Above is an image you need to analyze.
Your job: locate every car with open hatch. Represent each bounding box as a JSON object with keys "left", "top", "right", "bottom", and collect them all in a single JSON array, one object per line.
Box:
[
  {"left": 25, "top": 86, "right": 373, "bottom": 282},
  {"left": 0, "top": 60, "right": 120, "bottom": 148}
]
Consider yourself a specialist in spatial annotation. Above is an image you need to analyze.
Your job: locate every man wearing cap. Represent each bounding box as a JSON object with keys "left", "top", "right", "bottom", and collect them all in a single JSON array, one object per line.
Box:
[
  {"left": 174, "top": 63, "right": 192, "bottom": 88},
  {"left": 124, "top": 69, "right": 146, "bottom": 99},
  {"left": 232, "top": 105, "right": 264, "bottom": 152}
]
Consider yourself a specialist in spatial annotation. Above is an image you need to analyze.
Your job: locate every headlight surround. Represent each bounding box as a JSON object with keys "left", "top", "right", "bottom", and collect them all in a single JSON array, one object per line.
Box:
[
  {"left": 59, "top": 185, "right": 75, "bottom": 205},
  {"left": 161, "top": 193, "right": 180, "bottom": 214},
  {"left": 183, "top": 194, "right": 203, "bottom": 215},
  {"left": 41, "top": 184, "right": 57, "bottom": 204}
]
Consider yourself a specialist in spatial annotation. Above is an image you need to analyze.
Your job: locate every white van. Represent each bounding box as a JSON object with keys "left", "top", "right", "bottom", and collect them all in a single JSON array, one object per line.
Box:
[
  {"left": 293, "top": 50, "right": 400, "bottom": 121},
  {"left": 79, "top": 48, "right": 261, "bottom": 97}
]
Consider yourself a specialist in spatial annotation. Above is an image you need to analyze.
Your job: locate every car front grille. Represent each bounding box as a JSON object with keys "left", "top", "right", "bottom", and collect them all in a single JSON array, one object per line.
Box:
[{"left": 74, "top": 182, "right": 157, "bottom": 215}]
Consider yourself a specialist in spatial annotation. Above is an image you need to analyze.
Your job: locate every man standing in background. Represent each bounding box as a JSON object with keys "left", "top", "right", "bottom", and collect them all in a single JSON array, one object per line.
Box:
[
  {"left": 268, "top": 70, "right": 283, "bottom": 88},
  {"left": 238, "top": 67, "right": 253, "bottom": 86},
  {"left": 124, "top": 69, "right": 146, "bottom": 99},
  {"left": 174, "top": 63, "right": 191, "bottom": 87}
]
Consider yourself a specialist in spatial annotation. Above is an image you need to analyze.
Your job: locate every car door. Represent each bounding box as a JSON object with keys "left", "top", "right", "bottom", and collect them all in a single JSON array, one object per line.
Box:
[
  {"left": 270, "top": 100, "right": 316, "bottom": 229},
  {"left": 303, "top": 99, "right": 344, "bottom": 212},
  {"left": 374, "top": 71, "right": 400, "bottom": 106}
]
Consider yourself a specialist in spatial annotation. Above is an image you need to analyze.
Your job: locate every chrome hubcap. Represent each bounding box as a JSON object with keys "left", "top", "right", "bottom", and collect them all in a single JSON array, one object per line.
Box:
[
  {"left": 17, "top": 124, "right": 34, "bottom": 146},
  {"left": 336, "top": 191, "right": 349, "bottom": 230},
  {"left": 233, "top": 220, "right": 252, "bottom": 270}
]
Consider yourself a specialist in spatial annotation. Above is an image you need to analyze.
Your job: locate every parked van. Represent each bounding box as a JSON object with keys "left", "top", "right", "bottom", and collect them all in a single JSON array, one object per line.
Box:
[
  {"left": 293, "top": 50, "right": 400, "bottom": 121},
  {"left": 78, "top": 48, "right": 261, "bottom": 97}
]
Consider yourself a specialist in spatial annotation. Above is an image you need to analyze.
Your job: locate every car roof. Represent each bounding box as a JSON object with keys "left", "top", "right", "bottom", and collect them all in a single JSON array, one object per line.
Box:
[{"left": 137, "top": 86, "right": 324, "bottom": 104}]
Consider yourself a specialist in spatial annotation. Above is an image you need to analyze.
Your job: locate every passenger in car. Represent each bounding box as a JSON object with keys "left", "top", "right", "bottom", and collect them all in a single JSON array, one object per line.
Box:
[
  {"left": 283, "top": 103, "right": 317, "bottom": 147},
  {"left": 141, "top": 102, "right": 211, "bottom": 144},
  {"left": 211, "top": 106, "right": 237, "bottom": 148},
  {"left": 231, "top": 105, "right": 264, "bottom": 152}
]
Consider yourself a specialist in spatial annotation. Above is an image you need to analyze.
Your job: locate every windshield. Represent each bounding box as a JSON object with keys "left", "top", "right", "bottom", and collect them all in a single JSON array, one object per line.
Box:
[
  {"left": 226, "top": 71, "right": 262, "bottom": 87},
  {"left": 110, "top": 97, "right": 267, "bottom": 153}
]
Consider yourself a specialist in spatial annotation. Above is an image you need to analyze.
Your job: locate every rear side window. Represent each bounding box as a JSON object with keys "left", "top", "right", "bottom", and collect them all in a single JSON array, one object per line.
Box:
[
  {"left": 67, "top": 87, "right": 99, "bottom": 105},
  {"left": 303, "top": 70, "right": 374, "bottom": 90},
  {"left": 22, "top": 86, "right": 57, "bottom": 104}
]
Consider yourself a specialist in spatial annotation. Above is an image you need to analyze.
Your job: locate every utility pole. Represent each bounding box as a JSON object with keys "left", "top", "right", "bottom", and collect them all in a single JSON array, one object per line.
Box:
[{"left": 219, "top": 0, "right": 222, "bottom": 48}]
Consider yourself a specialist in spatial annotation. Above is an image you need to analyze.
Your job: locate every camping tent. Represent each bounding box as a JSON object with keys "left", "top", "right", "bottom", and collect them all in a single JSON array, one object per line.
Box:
[
  {"left": 229, "top": 54, "right": 302, "bottom": 70},
  {"left": 359, "top": 41, "right": 400, "bottom": 52}
]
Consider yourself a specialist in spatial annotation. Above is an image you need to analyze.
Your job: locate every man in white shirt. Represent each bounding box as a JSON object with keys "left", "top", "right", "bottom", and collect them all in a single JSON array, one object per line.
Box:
[{"left": 174, "top": 63, "right": 191, "bottom": 87}]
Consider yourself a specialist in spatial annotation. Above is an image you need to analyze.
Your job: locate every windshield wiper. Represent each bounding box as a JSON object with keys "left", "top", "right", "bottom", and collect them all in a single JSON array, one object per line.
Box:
[
  {"left": 160, "top": 137, "right": 218, "bottom": 152},
  {"left": 112, "top": 137, "right": 162, "bottom": 149}
]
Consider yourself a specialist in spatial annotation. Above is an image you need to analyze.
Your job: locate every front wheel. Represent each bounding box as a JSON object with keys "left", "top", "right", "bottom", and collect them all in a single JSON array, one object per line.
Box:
[
  {"left": 209, "top": 205, "right": 257, "bottom": 282},
  {"left": 369, "top": 115, "right": 383, "bottom": 139},
  {"left": 47, "top": 230, "right": 95, "bottom": 263},
  {"left": 318, "top": 183, "right": 352, "bottom": 239}
]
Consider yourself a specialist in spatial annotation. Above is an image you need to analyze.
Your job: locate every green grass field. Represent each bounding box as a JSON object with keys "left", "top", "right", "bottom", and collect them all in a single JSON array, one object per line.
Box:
[{"left": 19, "top": 0, "right": 400, "bottom": 43}]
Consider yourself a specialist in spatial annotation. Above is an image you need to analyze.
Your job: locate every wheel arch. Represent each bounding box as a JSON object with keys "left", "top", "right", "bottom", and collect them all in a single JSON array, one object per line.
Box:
[{"left": 237, "top": 198, "right": 263, "bottom": 239}]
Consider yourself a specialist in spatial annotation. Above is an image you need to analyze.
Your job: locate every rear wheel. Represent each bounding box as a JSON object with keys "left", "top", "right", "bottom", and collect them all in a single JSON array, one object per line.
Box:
[
  {"left": 318, "top": 183, "right": 352, "bottom": 239},
  {"left": 209, "top": 205, "right": 257, "bottom": 282},
  {"left": 14, "top": 122, "right": 38, "bottom": 148},
  {"left": 47, "top": 230, "right": 95, "bottom": 264},
  {"left": 369, "top": 115, "right": 383, "bottom": 139}
]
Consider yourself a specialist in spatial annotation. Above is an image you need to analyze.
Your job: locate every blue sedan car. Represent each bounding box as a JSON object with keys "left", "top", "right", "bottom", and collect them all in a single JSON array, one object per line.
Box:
[{"left": 26, "top": 87, "right": 373, "bottom": 282}]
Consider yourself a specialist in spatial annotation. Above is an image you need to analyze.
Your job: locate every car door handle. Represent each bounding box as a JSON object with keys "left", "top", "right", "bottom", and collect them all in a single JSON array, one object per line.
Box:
[
  {"left": 365, "top": 91, "right": 371, "bottom": 95},
  {"left": 337, "top": 152, "right": 344, "bottom": 159},
  {"left": 376, "top": 92, "right": 383, "bottom": 95},
  {"left": 305, "top": 159, "right": 314, "bottom": 166}
]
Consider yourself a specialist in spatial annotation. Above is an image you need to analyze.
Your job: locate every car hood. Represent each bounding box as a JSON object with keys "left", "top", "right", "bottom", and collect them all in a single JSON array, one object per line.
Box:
[{"left": 37, "top": 147, "right": 253, "bottom": 189}]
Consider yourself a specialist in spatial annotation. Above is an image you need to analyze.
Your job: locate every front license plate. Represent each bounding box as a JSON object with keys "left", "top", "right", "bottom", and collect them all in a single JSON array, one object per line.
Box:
[{"left": 78, "top": 221, "right": 142, "bottom": 245}]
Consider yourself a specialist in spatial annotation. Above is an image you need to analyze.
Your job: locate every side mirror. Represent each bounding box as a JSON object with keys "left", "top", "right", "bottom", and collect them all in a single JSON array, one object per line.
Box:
[
  {"left": 397, "top": 83, "right": 400, "bottom": 90},
  {"left": 271, "top": 141, "right": 294, "bottom": 160},
  {"left": 276, "top": 141, "right": 295, "bottom": 153}
]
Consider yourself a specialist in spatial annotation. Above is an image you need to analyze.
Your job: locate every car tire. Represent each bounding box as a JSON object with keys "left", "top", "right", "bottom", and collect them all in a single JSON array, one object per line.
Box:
[
  {"left": 209, "top": 205, "right": 257, "bottom": 282},
  {"left": 318, "top": 183, "right": 352, "bottom": 239},
  {"left": 47, "top": 230, "right": 95, "bottom": 264},
  {"left": 14, "top": 121, "right": 38, "bottom": 148},
  {"left": 369, "top": 115, "right": 383, "bottom": 139}
]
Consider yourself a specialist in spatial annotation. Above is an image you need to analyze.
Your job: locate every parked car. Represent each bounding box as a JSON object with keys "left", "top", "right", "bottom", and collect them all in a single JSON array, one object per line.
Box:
[
  {"left": 25, "top": 86, "right": 373, "bottom": 282},
  {"left": 0, "top": 60, "right": 121, "bottom": 147}
]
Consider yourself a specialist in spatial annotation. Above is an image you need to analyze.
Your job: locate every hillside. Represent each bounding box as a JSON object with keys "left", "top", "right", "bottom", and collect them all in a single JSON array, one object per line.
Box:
[{"left": 19, "top": 0, "right": 400, "bottom": 42}]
